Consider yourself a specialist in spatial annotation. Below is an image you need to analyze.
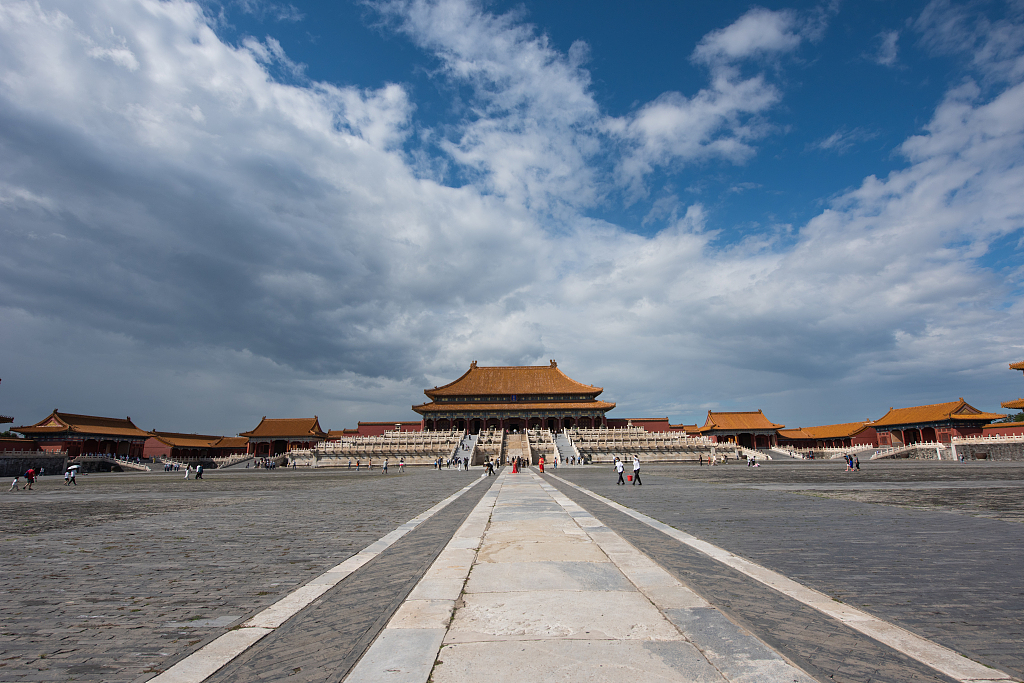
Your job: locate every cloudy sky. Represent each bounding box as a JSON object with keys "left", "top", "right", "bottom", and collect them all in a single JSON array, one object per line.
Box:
[{"left": 2, "top": 0, "right": 1023, "bottom": 435}]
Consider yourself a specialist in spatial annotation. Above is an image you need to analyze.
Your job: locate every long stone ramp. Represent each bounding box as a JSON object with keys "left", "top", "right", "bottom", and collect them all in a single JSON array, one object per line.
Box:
[{"left": 345, "top": 469, "right": 815, "bottom": 683}]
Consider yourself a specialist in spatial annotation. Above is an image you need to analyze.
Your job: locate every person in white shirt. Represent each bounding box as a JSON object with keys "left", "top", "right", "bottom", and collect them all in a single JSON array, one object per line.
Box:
[
  {"left": 614, "top": 457, "right": 625, "bottom": 485},
  {"left": 632, "top": 456, "right": 642, "bottom": 486}
]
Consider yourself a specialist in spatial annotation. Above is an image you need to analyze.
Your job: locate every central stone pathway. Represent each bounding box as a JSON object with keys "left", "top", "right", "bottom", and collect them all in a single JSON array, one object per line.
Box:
[{"left": 346, "top": 469, "right": 815, "bottom": 683}]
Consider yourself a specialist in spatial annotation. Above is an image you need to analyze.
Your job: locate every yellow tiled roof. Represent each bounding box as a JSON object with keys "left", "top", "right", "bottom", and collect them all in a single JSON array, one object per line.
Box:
[
  {"left": 1010, "top": 361, "right": 1024, "bottom": 370},
  {"left": 984, "top": 421, "right": 1024, "bottom": 429},
  {"left": 697, "top": 410, "right": 784, "bottom": 432},
  {"left": 14, "top": 410, "right": 150, "bottom": 438},
  {"left": 871, "top": 399, "right": 1004, "bottom": 427},
  {"left": 150, "top": 432, "right": 223, "bottom": 448},
  {"left": 778, "top": 419, "right": 876, "bottom": 440},
  {"left": 1001, "top": 398, "right": 1024, "bottom": 409},
  {"left": 425, "top": 361, "right": 601, "bottom": 398},
  {"left": 239, "top": 417, "right": 327, "bottom": 438},
  {"left": 414, "top": 400, "right": 615, "bottom": 414}
]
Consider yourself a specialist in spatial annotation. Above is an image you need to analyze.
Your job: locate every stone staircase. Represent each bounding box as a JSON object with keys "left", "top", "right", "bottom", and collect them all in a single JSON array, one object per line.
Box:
[
  {"left": 73, "top": 455, "right": 150, "bottom": 471},
  {"left": 462, "top": 433, "right": 479, "bottom": 465},
  {"left": 504, "top": 433, "right": 529, "bottom": 465},
  {"left": 218, "top": 456, "right": 255, "bottom": 469},
  {"left": 555, "top": 433, "right": 580, "bottom": 463}
]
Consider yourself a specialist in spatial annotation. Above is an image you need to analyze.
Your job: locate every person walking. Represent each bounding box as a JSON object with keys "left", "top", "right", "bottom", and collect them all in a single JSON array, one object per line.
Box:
[
  {"left": 854, "top": 454, "right": 861, "bottom": 471},
  {"left": 615, "top": 457, "right": 625, "bottom": 485},
  {"left": 632, "top": 456, "right": 642, "bottom": 486},
  {"left": 399, "top": 458, "right": 405, "bottom": 473},
  {"left": 64, "top": 470, "right": 70, "bottom": 486},
  {"left": 195, "top": 464, "right": 203, "bottom": 479},
  {"left": 382, "top": 458, "right": 389, "bottom": 474},
  {"left": 68, "top": 468, "right": 77, "bottom": 485},
  {"left": 183, "top": 464, "right": 191, "bottom": 480},
  {"left": 9, "top": 475, "right": 20, "bottom": 492},
  {"left": 24, "top": 468, "right": 35, "bottom": 490}
]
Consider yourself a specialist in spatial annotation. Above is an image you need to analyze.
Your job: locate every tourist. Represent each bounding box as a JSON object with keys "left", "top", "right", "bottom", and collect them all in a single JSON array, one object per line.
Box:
[
  {"left": 195, "top": 464, "right": 203, "bottom": 479},
  {"left": 64, "top": 470, "right": 70, "bottom": 486},
  {"left": 615, "top": 457, "right": 625, "bottom": 485},
  {"left": 67, "top": 468, "right": 77, "bottom": 485},
  {"left": 184, "top": 464, "right": 191, "bottom": 479},
  {"left": 9, "top": 475, "right": 20, "bottom": 492},
  {"left": 632, "top": 456, "right": 642, "bottom": 486},
  {"left": 399, "top": 458, "right": 405, "bottom": 473},
  {"left": 854, "top": 454, "right": 861, "bottom": 471},
  {"left": 383, "top": 458, "right": 389, "bottom": 474},
  {"left": 24, "top": 468, "right": 35, "bottom": 490},
  {"left": 539, "top": 456, "right": 545, "bottom": 473}
]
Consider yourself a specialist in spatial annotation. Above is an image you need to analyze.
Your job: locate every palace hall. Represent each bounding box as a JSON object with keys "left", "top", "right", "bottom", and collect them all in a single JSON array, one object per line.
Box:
[{"left": 413, "top": 361, "right": 614, "bottom": 433}]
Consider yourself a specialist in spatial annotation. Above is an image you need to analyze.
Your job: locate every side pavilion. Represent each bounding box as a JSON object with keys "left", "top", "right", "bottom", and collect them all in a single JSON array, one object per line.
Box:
[
  {"left": 777, "top": 421, "right": 878, "bottom": 449},
  {"left": 144, "top": 433, "right": 249, "bottom": 461},
  {"left": 13, "top": 410, "right": 151, "bottom": 459},
  {"left": 240, "top": 417, "right": 327, "bottom": 457},
  {"left": 695, "top": 410, "right": 784, "bottom": 449},
  {"left": 413, "top": 360, "right": 615, "bottom": 433},
  {"left": 872, "top": 399, "right": 1004, "bottom": 446}
]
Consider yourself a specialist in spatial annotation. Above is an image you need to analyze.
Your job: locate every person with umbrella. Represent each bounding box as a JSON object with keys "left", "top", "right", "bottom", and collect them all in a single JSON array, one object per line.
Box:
[{"left": 66, "top": 465, "right": 78, "bottom": 486}]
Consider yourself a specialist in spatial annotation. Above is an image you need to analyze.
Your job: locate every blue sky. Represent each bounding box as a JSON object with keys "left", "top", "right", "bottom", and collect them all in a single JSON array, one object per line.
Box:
[{"left": 1, "top": 0, "right": 1023, "bottom": 434}]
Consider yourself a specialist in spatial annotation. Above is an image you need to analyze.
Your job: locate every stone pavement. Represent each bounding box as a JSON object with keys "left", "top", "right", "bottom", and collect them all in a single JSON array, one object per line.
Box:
[
  {"left": 549, "top": 461, "right": 1024, "bottom": 682},
  {"left": 3, "top": 461, "right": 1022, "bottom": 683},
  {"left": 348, "top": 469, "right": 818, "bottom": 683},
  {"left": 0, "top": 467, "right": 486, "bottom": 682}
]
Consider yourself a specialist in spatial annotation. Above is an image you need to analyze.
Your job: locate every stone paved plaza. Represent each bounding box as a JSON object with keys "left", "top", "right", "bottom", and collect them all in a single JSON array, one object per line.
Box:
[{"left": 0, "top": 460, "right": 1021, "bottom": 682}]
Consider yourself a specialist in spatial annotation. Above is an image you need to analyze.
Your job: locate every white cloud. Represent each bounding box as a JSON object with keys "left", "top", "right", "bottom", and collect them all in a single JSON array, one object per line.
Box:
[
  {"left": 692, "top": 7, "right": 804, "bottom": 65},
  {"left": 915, "top": 0, "right": 1024, "bottom": 82},
  {"left": 373, "top": 0, "right": 797, "bottom": 208},
  {"left": 611, "top": 72, "right": 781, "bottom": 199},
  {"left": 236, "top": 0, "right": 304, "bottom": 22},
  {"left": 0, "top": 0, "right": 1021, "bottom": 433},
  {"left": 811, "top": 126, "right": 879, "bottom": 154},
  {"left": 873, "top": 30, "right": 900, "bottom": 66}
]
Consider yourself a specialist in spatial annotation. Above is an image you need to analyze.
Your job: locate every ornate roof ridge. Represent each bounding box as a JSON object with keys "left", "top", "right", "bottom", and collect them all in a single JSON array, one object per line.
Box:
[{"left": 423, "top": 361, "right": 602, "bottom": 400}]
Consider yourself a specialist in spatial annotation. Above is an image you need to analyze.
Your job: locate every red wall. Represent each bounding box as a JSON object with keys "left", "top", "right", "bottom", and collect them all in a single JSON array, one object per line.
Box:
[
  {"left": 851, "top": 427, "right": 879, "bottom": 447},
  {"left": 982, "top": 422, "right": 1024, "bottom": 437},
  {"left": 354, "top": 421, "right": 424, "bottom": 436},
  {"left": 143, "top": 437, "right": 171, "bottom": 460},
  {"left": 0, "top": 437, "right": 39, "bottom": 452}
]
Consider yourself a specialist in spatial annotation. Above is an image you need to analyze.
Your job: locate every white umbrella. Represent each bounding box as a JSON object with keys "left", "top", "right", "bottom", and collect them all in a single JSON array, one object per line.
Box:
[{"left": 66, "top": 464, "right": 80, "bottom": 470}]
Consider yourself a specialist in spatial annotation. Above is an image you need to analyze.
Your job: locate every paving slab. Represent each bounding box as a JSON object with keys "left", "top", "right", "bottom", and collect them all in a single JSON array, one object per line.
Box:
[
  {"left": 0, "top": 468, "right": 486, "bottom": 683},
  {"left": 547, "top": 465, "right": 1024, "bottom": 683},
  {"left": 431, "top": 640, "right": 728, "bottom": 683},
  {"left": 349, "top": 469, "right": 815, "bottom": 683}
]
